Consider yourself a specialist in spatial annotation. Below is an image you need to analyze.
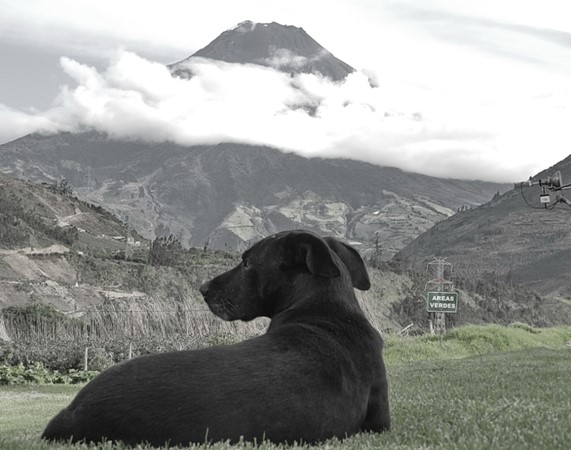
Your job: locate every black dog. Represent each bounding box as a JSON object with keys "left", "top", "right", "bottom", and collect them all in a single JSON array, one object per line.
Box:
[{"left": 42, "top": 230, "right": 390, "bottom": 446}]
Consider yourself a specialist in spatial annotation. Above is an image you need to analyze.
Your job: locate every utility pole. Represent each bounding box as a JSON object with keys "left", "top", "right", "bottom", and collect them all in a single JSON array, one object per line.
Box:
[
  {"left": 87, "top": 166, "right": 93, "bottom": 190},
  {"left": 124, "top": 214, "right": 131, "bottom": 261},
  {"left": 371, "top": 231, "right": 382, "bottom": 266}
]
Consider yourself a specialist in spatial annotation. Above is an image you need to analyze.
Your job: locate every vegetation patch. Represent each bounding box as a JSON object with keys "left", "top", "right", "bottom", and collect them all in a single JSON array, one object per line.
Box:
[
  {"left": 1, "top": 323, "right": 569, "bottom": 384},
  {"left": 383, "top": 323, "right": 571, "bottom": 365},
  {"left": 0, "top": 363, "right": 98, "bottom": 386}
]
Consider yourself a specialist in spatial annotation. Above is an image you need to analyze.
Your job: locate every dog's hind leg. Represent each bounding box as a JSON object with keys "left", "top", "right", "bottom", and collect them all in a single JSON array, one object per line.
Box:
[
  {"left": 41, "top": 408, "right": 74, "bottom": 442},
  {"left": 42, "top": 406, "right": 94, "bottom": 443}
]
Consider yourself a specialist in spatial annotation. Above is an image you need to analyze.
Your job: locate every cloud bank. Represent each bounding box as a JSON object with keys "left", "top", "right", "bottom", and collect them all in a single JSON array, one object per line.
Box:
[{"left": 1, "top": 50, "right": 570, "bottom": 183}]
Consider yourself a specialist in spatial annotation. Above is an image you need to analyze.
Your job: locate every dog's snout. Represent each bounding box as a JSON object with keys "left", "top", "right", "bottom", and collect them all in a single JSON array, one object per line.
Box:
[{"left": 199, "top": 280, "right": 210, "bottom": 297}]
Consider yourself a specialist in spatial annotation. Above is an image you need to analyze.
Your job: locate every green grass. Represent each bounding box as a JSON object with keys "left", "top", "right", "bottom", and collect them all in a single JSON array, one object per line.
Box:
[
  {"left": 383, "top": 323, "right": 571, "bottom": 365},
  {"left": 0, "top": 385, "right": 77, "bottom": 437},
  {"left": 1, "top": 325, "right": 570, "bottom": 450}
]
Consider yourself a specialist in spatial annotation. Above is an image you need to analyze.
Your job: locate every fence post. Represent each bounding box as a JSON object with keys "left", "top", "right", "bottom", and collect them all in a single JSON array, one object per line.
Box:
[
  {"left": 84, "top": 347, "right": 89, "bottom": 371},
  {"left": 0, "top": 312, "right": 11, "bottom": 341}
]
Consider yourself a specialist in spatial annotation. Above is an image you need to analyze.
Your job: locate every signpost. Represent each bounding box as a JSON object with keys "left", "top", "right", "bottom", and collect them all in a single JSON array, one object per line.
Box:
[
  {"left": 427, "top": 291, "right": 458, "bottom": 313},
  {"left": 425, "top": 257, "right": 458, "bottom": 334}
]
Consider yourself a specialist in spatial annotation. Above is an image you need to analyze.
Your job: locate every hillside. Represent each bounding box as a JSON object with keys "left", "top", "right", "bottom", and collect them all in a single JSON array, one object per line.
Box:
[
  {"left": 0, "top": 171, "right": 143, "bottom": 252},
  {"left": 1, "top": 173, "right": 569, "bottom": 345},
  {"left": 395, "top": 155, "right": 571, "bottom": 297},
  {"left": 0, "top": 132, "right": 509, "bottom": 258}
]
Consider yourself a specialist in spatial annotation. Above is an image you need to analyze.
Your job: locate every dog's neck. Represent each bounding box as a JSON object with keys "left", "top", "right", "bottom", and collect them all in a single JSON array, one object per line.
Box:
[{"left": 266, "top": 272, "right": 365, "bottom": 330}]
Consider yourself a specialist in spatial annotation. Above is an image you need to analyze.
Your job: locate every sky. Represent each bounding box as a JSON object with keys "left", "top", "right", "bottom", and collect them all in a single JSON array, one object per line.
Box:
[{"left": 1, "top": 0, "right": 570, "bottom": 183}]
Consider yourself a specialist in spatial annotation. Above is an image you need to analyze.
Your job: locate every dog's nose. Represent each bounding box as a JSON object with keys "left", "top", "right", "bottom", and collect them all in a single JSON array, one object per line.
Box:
[{"left": 199, "top": 280, "right": 210, "bottom": 297}]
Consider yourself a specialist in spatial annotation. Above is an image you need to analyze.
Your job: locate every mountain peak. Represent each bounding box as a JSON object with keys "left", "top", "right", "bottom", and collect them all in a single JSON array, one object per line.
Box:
[
  {"left": 230, "top": 20, "right": 260, "bottom": 32},
  {"left": 169, "top": 20, "right": 355, "bottom": 81}
]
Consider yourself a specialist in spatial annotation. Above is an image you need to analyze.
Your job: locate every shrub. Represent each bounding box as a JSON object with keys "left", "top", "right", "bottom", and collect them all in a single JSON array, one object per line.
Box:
[
  {"left": 0, "top": 362, "right": 98, "bottom": 385},
  {"left": 0, "top": 335, "right": 206, "bottom": 371}
]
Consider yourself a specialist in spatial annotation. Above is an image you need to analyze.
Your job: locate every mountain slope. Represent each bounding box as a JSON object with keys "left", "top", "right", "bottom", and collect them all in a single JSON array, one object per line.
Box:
[
  {"left": 169, "top": 20, "right": 355, "bottom": 81},
  {"left": 395, "top": 156, "right": 571, "bottom": 296},
  {"left": 0, "top": 171, "right": 140, "bottom": 251},
  {"left": 0, "top": 132, "right": 508, "bottom": 256}
]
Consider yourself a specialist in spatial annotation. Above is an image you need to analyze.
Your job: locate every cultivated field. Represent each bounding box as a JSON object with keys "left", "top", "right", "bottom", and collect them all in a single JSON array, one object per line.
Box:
[{"left": 1, "top": 325, "right": 570, "bottom": 450}]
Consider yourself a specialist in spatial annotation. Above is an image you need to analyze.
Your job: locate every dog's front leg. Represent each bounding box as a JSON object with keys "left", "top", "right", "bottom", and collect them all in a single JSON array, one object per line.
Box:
[{"left": 361, "top": 381, "right": 390, "bottom": 433}]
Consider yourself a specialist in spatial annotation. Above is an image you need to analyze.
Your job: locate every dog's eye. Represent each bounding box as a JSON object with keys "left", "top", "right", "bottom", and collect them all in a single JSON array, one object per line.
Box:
[{"left": 242, "top": 259, "right": 250, "bottom": 269}]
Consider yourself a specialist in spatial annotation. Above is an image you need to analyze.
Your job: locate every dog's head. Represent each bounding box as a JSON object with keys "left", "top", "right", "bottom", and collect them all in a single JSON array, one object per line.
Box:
[{"left": 199, "top": 230, "right": 370, "bottom": 321}]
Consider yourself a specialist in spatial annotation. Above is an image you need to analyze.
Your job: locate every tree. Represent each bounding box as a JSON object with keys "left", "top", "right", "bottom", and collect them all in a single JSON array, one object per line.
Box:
[{"left": 53, "top": 178, "right": 73, "bottom": 196}]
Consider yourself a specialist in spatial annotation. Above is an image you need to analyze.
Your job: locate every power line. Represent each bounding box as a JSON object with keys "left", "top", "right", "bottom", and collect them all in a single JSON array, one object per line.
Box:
[
  {"left": 2, "top": 308, "right": 215, "bottom": 315},
  {"left": 97, "top": 310, "right": 211, "bottom": 313}
]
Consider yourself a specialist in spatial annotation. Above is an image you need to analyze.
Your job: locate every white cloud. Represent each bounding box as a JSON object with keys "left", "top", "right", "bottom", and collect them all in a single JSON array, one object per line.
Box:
[
  {"left": 2, "top": 49, "right": 569, "bottom": 183},
  {"left": 0, "top": 104, "right": 58, "bottom": 143},
  {"left": 263, "top": 48, "right": 308, "bottom": 70}
]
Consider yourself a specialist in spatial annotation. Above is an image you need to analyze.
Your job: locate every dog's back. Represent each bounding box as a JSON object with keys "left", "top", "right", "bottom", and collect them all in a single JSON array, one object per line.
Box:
[{"left": 42, "top": 230, "right": 389, "bottom": 445}]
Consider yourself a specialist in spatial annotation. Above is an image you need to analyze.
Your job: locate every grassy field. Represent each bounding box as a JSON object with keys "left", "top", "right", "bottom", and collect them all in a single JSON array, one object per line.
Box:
[{"left": 1, "top": 325, "right": 570, "bottom": 450}]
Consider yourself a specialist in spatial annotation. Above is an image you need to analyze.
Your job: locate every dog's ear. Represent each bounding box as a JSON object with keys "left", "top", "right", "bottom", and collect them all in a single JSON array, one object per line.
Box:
[
  {"left": 284, "top": 232, "right": 341, "bottom": 278},
  {"left": 323, "top": 237, "right": 371, "bottom": 291}
]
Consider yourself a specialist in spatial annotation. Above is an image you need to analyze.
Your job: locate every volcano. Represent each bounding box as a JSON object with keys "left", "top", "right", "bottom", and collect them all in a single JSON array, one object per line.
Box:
[{"left": 169, "top": 20, "right": 355, "bottom": 81}]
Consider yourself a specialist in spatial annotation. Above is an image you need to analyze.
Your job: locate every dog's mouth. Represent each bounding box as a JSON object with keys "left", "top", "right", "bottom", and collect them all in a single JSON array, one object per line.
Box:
[{"left": 204, "top": 297, "right": 239, "bottom": 321}]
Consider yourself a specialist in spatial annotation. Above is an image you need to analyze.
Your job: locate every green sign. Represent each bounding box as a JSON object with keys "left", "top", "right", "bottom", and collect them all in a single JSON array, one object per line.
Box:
[{"left": 427, "top": 291, "right": 458, "bottom": 313}]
